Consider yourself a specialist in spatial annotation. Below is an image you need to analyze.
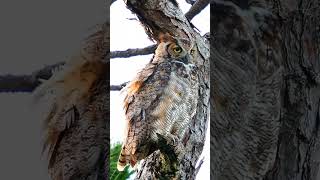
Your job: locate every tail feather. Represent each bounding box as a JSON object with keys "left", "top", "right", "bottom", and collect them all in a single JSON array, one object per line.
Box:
[{"left": 117, "top": 146, "right": 137, "bottom": 171}]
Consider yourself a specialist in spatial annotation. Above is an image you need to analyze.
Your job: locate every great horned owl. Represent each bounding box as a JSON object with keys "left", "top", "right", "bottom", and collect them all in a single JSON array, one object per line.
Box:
[
  {"left": 117, "top": 34, "right": 199, "bottom": 171},
  {"left": 33, "top": 23, "right": 109, "bottom": 180}
]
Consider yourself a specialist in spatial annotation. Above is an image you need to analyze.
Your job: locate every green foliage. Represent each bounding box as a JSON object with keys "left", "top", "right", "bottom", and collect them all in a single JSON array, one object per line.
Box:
[{"left": 110, "top": 142, "right": 135, "bottom": 180}]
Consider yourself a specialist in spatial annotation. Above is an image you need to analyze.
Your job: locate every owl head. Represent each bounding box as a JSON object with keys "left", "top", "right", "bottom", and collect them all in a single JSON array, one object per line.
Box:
[{"left": 153, "top": 33, "right": 198, "bottom": 64}]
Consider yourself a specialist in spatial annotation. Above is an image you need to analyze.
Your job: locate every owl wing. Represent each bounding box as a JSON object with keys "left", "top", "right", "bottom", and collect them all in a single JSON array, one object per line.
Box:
[
  {"left": 34, "top": 23, "right": 108, "bottom": 159},
  {"left": 41, "top": 92, "right": 83, "bottom": 167},
  {"left": 117, "top": 62, "right": 172, "bottom": 170},
  {"left": 49, "top": 82, "right": 108, "bottom": 180}
]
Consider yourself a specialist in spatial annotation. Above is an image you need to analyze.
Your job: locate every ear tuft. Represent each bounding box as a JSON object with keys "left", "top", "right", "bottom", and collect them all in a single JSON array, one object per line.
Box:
[{"left": 158, "top": 32, "right": 175, "bottom": 43}]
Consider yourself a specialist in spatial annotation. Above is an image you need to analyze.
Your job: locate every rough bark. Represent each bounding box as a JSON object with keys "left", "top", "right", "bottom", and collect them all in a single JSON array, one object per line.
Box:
[
  {"left": 211, "top": 0, "right": 320, "bottom": 179},
  {"left": 123, "top": 0, "right": 210, "bottom": 179},
  {"left": 265, "top": 1, "right": 320, "bottom": 179}
]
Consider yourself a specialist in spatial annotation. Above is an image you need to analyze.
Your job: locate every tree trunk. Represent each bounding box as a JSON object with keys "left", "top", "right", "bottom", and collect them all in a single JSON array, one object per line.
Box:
[
  {"left": 123, "top": 0, "right": 210, "bottom": 179},
  {"left": 211, "top": 0, "right": 320, "bottom": 179}
]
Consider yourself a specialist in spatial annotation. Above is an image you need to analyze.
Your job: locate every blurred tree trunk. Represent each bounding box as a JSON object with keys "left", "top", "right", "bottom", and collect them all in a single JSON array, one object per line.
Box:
[
  {"left": 211, "top": 0, "right": 320, "bottom": 179},
  {"left": 123, "top": 0, "right": 210, "bottom": 179}
]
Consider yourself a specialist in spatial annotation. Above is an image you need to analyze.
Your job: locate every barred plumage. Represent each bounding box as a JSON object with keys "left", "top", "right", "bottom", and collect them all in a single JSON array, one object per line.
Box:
[{"left": 117, "top": 35, "right": 199, "bottom": 171}]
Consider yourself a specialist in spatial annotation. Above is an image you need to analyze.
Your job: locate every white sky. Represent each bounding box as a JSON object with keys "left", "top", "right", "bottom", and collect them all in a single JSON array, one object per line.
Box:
[{"left": 110, "top": 1, "right": 210, "bottom": 179}]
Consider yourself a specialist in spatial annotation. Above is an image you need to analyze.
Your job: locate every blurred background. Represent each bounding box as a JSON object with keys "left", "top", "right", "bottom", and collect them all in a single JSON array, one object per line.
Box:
[{"left": 0, "top": 0, "right": 106, "bottom": 179}]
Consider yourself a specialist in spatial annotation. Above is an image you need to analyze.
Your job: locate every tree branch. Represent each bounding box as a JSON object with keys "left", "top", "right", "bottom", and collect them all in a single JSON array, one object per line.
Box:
[
  {"left": 0, "top": 75, "right": 39, "bottom": 93},
  {"left": 110, "top": 82, "right": 128, "bottom": 91},
  {"left": 185, "top": 0, "right": 197, "bottom": 5},
  {"left": 194, "top": 157, "right": 204, "bottom": 176},
  {"left": 0, "top": 62, "right": 65, "bottom": 93},
  {"left": 110, "top": 44, "right": 156, "bottom": 58},
  {"left": 0, "top": 43, "right": 156, "bottom": 92},
  {"left": 0, "top": 71, "right": 127, "bottom": 92},
  {"left": 0, "top": 44, "right": 155, "bottom": 92},
  {"left": 0, "top": 60, "right": 126, "bottom": 93},
  {"left": 185, "top": 0, "right": 210, "bottom": 21}
]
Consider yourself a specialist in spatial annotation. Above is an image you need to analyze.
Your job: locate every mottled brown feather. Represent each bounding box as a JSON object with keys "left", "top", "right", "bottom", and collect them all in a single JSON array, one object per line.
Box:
[
  {"left": 118, "top": 39, "right": 199, "bottom": 171},
  {"left": 33, "top": 22, "right": 109, "bottom": 180}
]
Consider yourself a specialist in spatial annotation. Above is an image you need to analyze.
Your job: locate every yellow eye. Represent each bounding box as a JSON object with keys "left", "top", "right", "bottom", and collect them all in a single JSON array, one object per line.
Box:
[{"left": 172, "top": 46, "right": 182, "bottom": 53}]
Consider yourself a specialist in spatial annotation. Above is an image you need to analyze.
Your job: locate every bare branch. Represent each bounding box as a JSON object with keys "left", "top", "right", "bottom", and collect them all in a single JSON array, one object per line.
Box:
[
  {"left": 0, "top": 43, "right": 155, "bottom": 92},
  {"left": 194, "top": 157, "right": 204, "bottom": 176},
  {"left": 32, "top": 61, "right": 65, "bottom": 80},
  {"left": 185, "top": 0, "right": 210, "bottom": 21},
  {"left": 0, "top": 60, "right": 128, "bottom": 92},
  {"left": 0, "top": 62, "right": 65, "bottom": 93},
  {"left": 0, "top": 72, "right": 127, "bottom": 92},
  {"left": 0, "top": 42, "right": 153, "bottom": 92},
  {"left": 185, "top": 0, "right": 196, "bottom": 5},
  {"left": 110, "top": 82, "right": 128, "bottom": 91},
  {"left": 0, "top": 75, "right": 39, "bottom": 93},
  {"left": 110, "top": 44, "right": 156, "bottom": 58},
  {"left": 110, "top": 85, "right": 122, "bottom": 91}
]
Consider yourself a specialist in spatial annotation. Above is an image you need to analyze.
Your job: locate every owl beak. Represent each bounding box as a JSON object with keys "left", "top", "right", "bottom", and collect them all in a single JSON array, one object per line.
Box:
[{"left": 178, "top": 54, "right": 191, "bottom": 64}]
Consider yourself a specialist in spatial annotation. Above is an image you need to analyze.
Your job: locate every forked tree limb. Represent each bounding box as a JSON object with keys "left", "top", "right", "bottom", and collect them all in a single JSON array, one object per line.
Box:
[{"left": 185, "top": 0, "right": 210, "bottom": 20}]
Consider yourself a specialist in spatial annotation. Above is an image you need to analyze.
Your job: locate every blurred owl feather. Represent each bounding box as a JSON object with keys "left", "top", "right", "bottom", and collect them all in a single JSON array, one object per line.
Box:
[{"left": 32, "top": 22, "right": 109, "bottom": 180}]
